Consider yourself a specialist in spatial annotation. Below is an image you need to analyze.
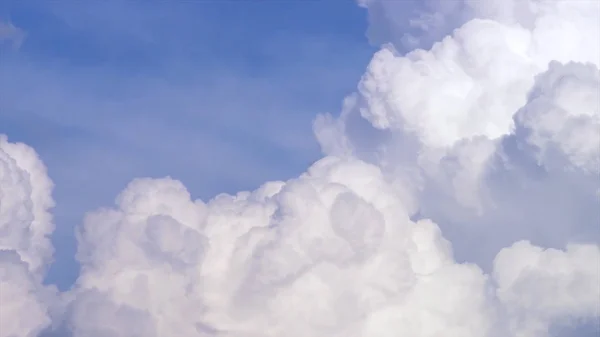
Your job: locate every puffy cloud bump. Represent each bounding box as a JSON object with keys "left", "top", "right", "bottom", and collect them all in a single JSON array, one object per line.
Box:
[
  {"left": 315, "top": 0, "right": 600, "bottom": 268},
  {"left": 1, "top": 0, "right": 599, "bottom": 336},
  {"left": 0, "top": 136, "right": 56, "bottom": 337}
]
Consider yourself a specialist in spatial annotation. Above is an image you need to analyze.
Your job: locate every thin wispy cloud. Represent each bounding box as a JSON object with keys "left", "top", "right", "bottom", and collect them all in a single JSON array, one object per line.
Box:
[{"left": 0, "top": 20, "right": 26, "bottom": 49}]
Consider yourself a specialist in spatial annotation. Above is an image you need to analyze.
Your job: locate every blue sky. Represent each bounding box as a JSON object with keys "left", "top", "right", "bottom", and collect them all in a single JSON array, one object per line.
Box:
[{"left": 0, "top": 0, "right": 376, "bottom": 290}]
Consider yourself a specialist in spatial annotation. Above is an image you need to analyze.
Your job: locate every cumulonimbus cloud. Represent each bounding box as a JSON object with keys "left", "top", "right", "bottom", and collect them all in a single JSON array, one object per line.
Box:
[{"left": 1, "top": 0, "right": 599, "bottom": 336}]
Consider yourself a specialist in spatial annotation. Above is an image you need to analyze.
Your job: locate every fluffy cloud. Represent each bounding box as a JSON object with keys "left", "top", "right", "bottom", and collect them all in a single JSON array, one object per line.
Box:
[
  {"left": 0, "top": 136, "right": 55, "bottom": 273},
  {"left": 52, "top": 158, "right": 498, "bottom": 335},
  {"left": 1, "top": 0, "right": 599, "bottom": 335},
  {"left": 0, "top": 251, "right": 57, "bottom": 337},
  {"left": 494, "top": 241, "right": 600, "bottom": 335},
  {"left": 513, "top": 61, "right": 600, "bottom": 174},
  {"left": 315, "top": 0, "right": 600, "bottom": 266},
  {"left": 56, "top": 157, "right": 598, "bottom": 336},
  {"left": 0, "top": 136, "right": 56, "bottom": 337},
  {"left": 319, "top": 0, "right": 599, "bottom": 151},
  {"left": 359, "top": 0, "right": 600, "bottom": 54}
]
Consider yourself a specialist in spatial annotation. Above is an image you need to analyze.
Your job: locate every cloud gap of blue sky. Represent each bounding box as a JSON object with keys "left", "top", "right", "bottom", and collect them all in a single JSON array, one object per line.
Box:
[{"left": 1, "top": 0, "right": 377, "bottom": 290}]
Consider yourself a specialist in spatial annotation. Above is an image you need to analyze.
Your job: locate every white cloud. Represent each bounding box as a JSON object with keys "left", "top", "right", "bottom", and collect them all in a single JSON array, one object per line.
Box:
[
  {"left": 58, "top": 158, "right": 495, "bottom": 336},
  {"left": 0, "top": 135, "right": 55, "bottom": 276},
  {"left": 513, "top": 61, "right": 600, "bottom": 174},
  {"left": 58, "top": 157, "right": 597, "bottom": 336},
  {"left": 494, "top": 241, "right": 600, "bottom": 335},
  {"left": 0, "top": 136, "right": 56, "bottom": 337},
  {"left": 323, "top": 0, "right": 599, "bottom": 151},
  {"left": 0, "top": 251, "right": 55, "bottom": 337},
  {"left": 0, "top": 0, "right": 599, "bottom": 335},
  {"left": 315, "top": 0, "right": 600, "bottom": 266}
]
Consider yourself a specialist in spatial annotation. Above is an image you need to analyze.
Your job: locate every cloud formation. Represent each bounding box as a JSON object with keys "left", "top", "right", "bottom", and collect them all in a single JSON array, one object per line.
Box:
[
  {"left": 0, "top": 136, "right": 56, "bottom": 337},
  {"left": 1, "top": 0, "right": 599, "bottom": 336},
  {"left": 315, "top": 0, "right": 600, "bottom": 265}
]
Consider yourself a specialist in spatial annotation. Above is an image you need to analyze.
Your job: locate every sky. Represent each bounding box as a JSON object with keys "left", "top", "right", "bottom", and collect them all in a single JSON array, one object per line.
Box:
[
  {"left": 0, "top": 0, "right": 377, "bottom": 290},
  {"left": 0, "top": 0, "right": 599, "bottom": 336}
]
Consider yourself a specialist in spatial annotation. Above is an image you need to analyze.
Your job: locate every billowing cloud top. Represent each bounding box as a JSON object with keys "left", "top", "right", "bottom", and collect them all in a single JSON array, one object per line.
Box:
[
  {"left": 1, "top": 0, "right": 599, "bottom": 336},
  {"left": 1, "top": 136, "right": 56, "bottom": 337}
]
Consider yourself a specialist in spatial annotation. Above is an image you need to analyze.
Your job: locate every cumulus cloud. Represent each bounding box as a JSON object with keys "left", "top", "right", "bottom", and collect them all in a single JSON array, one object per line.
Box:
[
  {"left": 57, "top": 159, "right": 498, "bottom": 336},
  {"left": 315, "top": 0, "right": 600, "bottom": 265},
  {"left": 513, "top": 61, "right": 600, "bottom": 174},
  {"left": 56, "top": 158, "right": 598, "bottom": 336},
  {"left": 0, "top": 136, "right": 56, "bottom": 273},
  {"left": 1, "top": 0, "right": 599, "bottom": 335},
  {"left": 323, "top": 0, "right": 599, "bottom": 151},
  {"left": 494, "top": 241, "right": 600, "bottom": 335},
  {"left": 0, "top": 136, "right": 56, "bottom": 337}
]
